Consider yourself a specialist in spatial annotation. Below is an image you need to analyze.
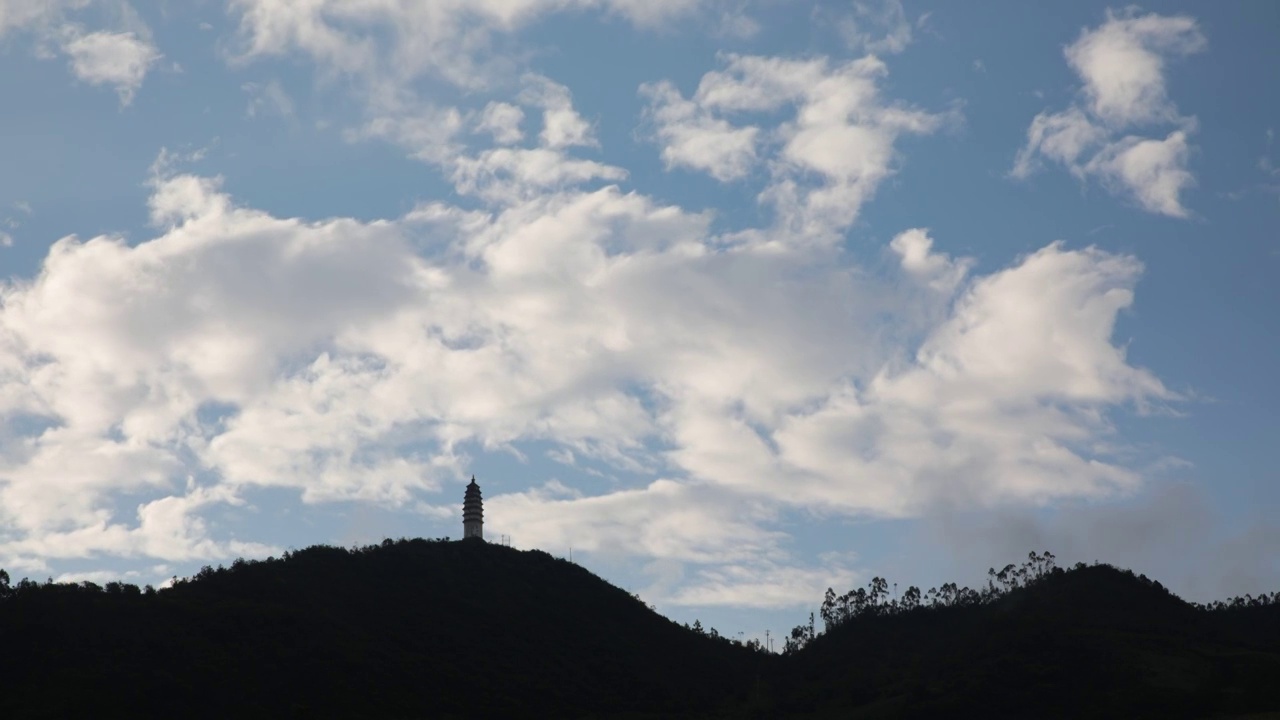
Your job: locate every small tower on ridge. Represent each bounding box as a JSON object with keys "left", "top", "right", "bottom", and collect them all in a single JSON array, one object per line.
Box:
[{"left": 463, "top": 476, "right": 484, "bottom": 541}]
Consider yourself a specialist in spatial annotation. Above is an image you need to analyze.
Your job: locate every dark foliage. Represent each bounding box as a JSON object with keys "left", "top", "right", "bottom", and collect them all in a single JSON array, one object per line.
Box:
[{"left": 2, "top": 546, "right": 1279, "bottom": 719}]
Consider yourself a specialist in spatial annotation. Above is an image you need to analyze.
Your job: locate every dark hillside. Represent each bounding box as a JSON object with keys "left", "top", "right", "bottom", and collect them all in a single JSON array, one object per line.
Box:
[
  {"left": 0, "top": 538, "right": 765, "bottom": 719},
  {"left": 3, "top": 546, "right": 1280, "bottom": 719},
  {"left": 766, "top": 564, "right": 1280, "bottom": 719}
]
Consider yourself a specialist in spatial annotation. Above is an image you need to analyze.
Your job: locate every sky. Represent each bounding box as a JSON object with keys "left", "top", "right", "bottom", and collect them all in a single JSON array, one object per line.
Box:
[{"left": 0, "top": 0, "right": 1277, "bottom": 640}]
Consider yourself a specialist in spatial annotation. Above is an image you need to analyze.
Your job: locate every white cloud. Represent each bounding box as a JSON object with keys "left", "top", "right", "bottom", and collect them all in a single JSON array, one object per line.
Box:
[
  {"left": 1012, "top": 107, "right": 1108, "bottom": 179},
  {"left": 4, "top": 482, "right": 277, "bottom": 563},
  {"left": 221, "top": 0, "right": 745, "bottom": 213},
  {"left": 54, "top": 568, "right": 143, "bottom": 585},
  {"left": 349, "top": 76, "right": 626, "bottom": 207},
  {"left": 666, "top": 559, "right": 860, "bottom": 609},
  {"left": 519, "top": 75, "right": 597, "bottom": 150},
  {"left": 63, "top": 29, "right": 160, "bottom": 105},
  {"left": 890, "top": 228, "right": 971, "bottom": 294},
  {"left": 351, "top": 105, "right": 467, "bottom": 165},
  {"left": 0, "top": 0, "right": 65, "bottom": 37},
  {"left": 644, "top": 54, "right": 950, "bottom": 240},
  {"left": 1014, "top": 11, "right": 1205, "bottom": 217},
  {"left": 477, "top": 102, "right": 525, "bottom": 145},
  {"left": 230, "top": 0, "right": 942, "bottom": 246},
  {"left": 0, "top": 167, "right": 429, "bottom": 547},
  {"left": 1064, "top": 12, "right": 1204, "bottom": 127},
  {"left": 489, "top": 479, "right": 783, "bottom": 565},
  {"left": 227, "top": 0, "right": 704, "bottom": 94},
  {"left": 837, "top": 0, "right": 914, "bottom": 56},
  {"left": 640, "top": 80, "right": 760, "bottom": 182},
  {"left": 450, "top": 147, "right": 627, "bottom": 204},
  {"left": 1086, "top": 131, "right": 1195, "bottom": 218},
  {"left": 0, "top": 1, "right": 160, "bottom": 104}
]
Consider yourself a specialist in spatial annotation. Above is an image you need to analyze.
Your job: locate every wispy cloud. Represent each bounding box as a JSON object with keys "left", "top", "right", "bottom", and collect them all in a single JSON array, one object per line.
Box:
[
  {"left": 836, "top": 0, "right": 915, "bottom": 56},
  {"left": 242, "top": 79, "right": 295, "bottom": 120}
]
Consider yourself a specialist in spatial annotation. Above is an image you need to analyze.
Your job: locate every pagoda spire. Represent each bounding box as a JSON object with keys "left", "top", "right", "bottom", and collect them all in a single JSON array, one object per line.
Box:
[{"left": 463, "top": 476, "right": 484, "bottom": 541}]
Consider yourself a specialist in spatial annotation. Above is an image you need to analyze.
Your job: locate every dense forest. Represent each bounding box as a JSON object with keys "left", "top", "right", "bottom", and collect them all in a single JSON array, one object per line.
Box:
[{"left": 2, "top": 540, "right": 1279, "bottom": 718}]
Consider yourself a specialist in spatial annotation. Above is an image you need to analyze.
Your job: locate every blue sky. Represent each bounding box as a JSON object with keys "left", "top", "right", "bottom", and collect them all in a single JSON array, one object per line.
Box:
[{"left": 0, "top": 0, "right": 1277, "bottom": 640}]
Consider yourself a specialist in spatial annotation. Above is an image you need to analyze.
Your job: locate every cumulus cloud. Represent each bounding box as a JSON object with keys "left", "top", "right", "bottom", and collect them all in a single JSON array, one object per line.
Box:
[
  {"left": 0, "top": 166, "right": 427, "bottom": 547},
  {"left": 644, "top": 54, "right": 950, "bottom": 240},
  {"left": 1013, "top": 10, "right": 1204, "bottom": 217},
  {"left": 63, "top": 28, "right": 159, "bottom": 104},
  {"left": 0, "top": 1, "right": 160, "bottom": 104}
]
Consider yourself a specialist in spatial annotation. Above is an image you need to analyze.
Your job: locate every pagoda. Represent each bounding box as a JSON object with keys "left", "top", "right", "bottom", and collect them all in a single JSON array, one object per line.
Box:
[{"left": 463, "top": 476, "right": 484, "bottom": 541}]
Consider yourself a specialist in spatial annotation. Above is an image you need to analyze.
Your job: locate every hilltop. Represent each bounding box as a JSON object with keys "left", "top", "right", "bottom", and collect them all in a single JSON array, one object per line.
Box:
[{"left": 2, "top": 542, "right": 1279, "bottom": 718}]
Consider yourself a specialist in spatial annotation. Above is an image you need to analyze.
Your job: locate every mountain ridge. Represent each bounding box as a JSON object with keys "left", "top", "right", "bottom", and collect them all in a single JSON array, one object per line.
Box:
[{"left": 2, "top": 539, "right": 1278, "bottom": 718}]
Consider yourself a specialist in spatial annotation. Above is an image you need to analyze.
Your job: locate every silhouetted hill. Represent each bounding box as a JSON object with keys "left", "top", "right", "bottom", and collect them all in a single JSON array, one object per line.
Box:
[
  {"left": 2, "top": 544, "right": 1279, "bottom": 719},
  {"left": 767, "top": 564, "right": 1280, "bottom": 719},
  {"left": 0, "top": 539, "right": 764, "bottom": 719}
]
